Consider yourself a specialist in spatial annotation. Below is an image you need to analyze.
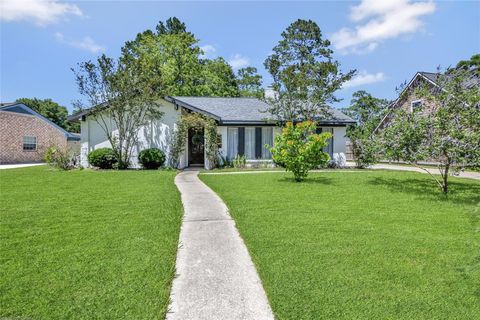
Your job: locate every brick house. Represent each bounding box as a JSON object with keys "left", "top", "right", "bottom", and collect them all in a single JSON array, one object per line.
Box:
[
  {"left": 376, "top": 71, "right": 480, "bottom": 131},
  {"left": 0, "top": 103, "right": 80, "bottom": 164}
]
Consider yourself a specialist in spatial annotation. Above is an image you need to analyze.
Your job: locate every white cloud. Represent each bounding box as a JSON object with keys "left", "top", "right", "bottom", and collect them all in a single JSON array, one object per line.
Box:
[
  {"left": 331, "top": 0, "right": 436, "bottom": 54},
  {"left": 343, "top": 71, "right": 386, "bottom": 88},
  {"left": 55, "top": 32, "right": 105, "bottom": 53},
  {"left": 228, "top": 54, "right": 249, "bottom": 70},
  {"left": 0, "top": 0, "right": 83, "bottom": 26},
  {"left": 200, "top": 44, "right": 216, "bottom": 58}
]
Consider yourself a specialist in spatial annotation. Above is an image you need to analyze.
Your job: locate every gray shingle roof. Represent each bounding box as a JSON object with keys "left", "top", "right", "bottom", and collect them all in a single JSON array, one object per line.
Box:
[
  {"left": 168, "top": 96, "right": 354, "bottom": 125},
  {"left": 419, "top": 71, "right": 480, "bottom": 89},
  {"left": 1, "top": 103, "right": 80, "bottom": 141}
]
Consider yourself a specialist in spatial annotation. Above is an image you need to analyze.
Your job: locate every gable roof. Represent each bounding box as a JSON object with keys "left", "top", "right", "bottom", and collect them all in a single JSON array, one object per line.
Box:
[
  {"left": 166, "top": 96, "right": 355, "bottom": 125},
  {"left": 374, "top": 70, "right": 480, "bottom": 132},
  {"left": 0, "top": 103, "right": 80, "bottom": 141}
]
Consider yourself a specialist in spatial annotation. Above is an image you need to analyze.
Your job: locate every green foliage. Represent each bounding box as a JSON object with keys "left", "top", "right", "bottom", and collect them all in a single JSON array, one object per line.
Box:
[
  {"left": 199, "top": 57, "right": 239, "bottom": 97},
  {"left": 270, "top": 121, "right": 331, "bottom": 181},
  {"left": 87, "top": 148, "right": 118, "bottom": 169},
  {"left": 381, "top": 67, "right": 480, "bottom": 193},
  {"left": 264, "top": 19, "right": 355, "bottom": 121},
  {"left": 343, "top": 91, "right": 389, "bottom": 168},
  {"left": 201, "top": 171, "right": 480, "bottom": 319},
  {"left": 44, "top": 146, "right": 79, "bottom": 170},
  {"left": 16, "top": 98, "right": 79, "bottom": 133},
  {"left": 232, "top": 154, "right": 247, "bottom": 168},
  {"left": 0, "top": 167, "right": 182, "bottom": 318},
  {"left": 138, "top": 148, "right": 166, "bottom": 169},
  {"left": 170, "top": 112, "right": 219, "bottom": 169},
  {"left": 236, "top": 67, "right": 264, "bottom": 98},
  {"left": 121, "top": 18, "right": 238, "bottom": 97},
  {"left": 455, "top": 53, "right": 480, "bottom": 76}
]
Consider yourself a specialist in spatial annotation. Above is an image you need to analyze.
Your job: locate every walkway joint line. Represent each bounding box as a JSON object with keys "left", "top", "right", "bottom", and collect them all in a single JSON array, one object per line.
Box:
[{"left": 167, "top": 170, "right": 274, "bottom": 320}]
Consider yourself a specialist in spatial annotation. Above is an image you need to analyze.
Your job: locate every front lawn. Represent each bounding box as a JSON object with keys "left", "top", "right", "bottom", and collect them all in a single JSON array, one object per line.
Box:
[
  {"left": 0, "top": 166, "right": 182, "bottom": 319},
  {"left": 200, "top": 171, "right": 480, "bottom": 319}
]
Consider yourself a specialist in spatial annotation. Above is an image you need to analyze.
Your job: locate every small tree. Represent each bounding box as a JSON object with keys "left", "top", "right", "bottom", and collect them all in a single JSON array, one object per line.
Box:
[
  {"left": 269, "top": 121, "right": 331, "bottom": 181},
  {"left": 381, "top": 68, "right": 480, "bottom": 194},
  {"left": 73, "top": 55, "right": 164, "bottom": 169},
  {"left": 343, "top": 91, "right": 389, "bottom": 168}
]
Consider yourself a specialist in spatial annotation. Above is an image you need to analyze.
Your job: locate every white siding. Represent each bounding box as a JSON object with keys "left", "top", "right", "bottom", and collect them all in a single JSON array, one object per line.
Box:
[{"left": 80, "top": 99, "right": 182, "bottom": 168}]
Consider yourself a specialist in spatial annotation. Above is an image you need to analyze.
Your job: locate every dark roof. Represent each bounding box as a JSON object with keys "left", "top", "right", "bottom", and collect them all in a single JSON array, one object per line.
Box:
[
  {"left": 419, "top": 71, "right": 480, "bottom": 89},
  {"left": 0, "top": 103, "right": 80, "bottom": 141},
  {"left": 167, "top": 96, "right": 355, "bottom": 125}
]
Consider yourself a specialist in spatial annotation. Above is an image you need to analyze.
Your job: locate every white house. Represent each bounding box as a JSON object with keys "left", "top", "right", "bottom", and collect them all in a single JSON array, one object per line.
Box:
[{"left": 68, "top": 97, "right": 355, "bottom": 169}]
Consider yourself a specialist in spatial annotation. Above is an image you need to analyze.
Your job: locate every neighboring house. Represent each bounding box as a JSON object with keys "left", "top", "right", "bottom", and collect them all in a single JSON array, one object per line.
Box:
[
  {"left": 68, "top": 97, "right": 355, "bottom": 169},
  {"left": 376, "top": 71, "right": 480, "bottom": 131},
  {"left": 0, "top": 103, "right": 80, "bottom": 164}
]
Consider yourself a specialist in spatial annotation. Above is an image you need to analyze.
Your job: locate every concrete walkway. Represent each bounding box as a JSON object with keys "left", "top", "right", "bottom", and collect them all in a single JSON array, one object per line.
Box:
[
  {"left": 0, "top": 163, "right": 44, "bottom": 170},
  {"left": 167, "top": 170, "right": 274, "bottom": 320}
]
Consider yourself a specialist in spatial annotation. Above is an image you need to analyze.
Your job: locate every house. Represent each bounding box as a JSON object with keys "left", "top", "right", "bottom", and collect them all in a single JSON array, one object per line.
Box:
[
  {"left": 376, "top": 71, "right": 480, "bottom": 131},
  {"left": 0, "top": 103, "right": 80, "bottom": 164},
  {"left": 68, "top": 97, "right": 355, "bottom": 169}
]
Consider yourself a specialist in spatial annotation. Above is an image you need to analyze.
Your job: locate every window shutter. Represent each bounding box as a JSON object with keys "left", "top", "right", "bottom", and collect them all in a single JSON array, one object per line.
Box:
[
  {"left": 238, "top": 127, "right": 245, "bottom": 156},
  {"left": 255, "top": 127, "right": 262, "bottom": 159}
]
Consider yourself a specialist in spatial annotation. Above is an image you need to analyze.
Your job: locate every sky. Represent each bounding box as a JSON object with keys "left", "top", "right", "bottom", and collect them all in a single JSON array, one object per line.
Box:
[{"left": 1, "top": 0, "right": 479, "bottom": 112}]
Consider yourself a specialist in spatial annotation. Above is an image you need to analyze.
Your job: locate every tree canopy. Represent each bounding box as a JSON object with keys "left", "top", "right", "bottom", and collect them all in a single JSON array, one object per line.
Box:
[
  {"left": 120, "top": 17, "right": 239, "bottom": 97},
  {"left": 236, "top": 67, "right": 264, "bottom": 98},
  {"left": 264, "top": 19, "right": 355, "bottom": 121},
  {"left": 15, "top": 98, "right": 79, "bottom": 133}
]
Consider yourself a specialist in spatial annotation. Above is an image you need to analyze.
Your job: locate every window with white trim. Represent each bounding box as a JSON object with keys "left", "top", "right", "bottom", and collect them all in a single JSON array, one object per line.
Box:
[
  {"left": 23, "top": 136, "right": 37, "bottom": 151},
  {"left": 410, "top": 99, "right": 423, "bottom": 112}
]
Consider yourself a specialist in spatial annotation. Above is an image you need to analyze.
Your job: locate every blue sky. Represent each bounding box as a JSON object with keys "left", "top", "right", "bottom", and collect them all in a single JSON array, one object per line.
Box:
[{"left": 1, "top": 0, "right": 479, "bottom": 112}]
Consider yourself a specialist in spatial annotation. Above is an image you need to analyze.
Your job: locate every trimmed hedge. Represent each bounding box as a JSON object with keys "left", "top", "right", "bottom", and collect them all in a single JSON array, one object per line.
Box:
[
  {"left": 138, "top": 148, "right": 166, "bottom": 170},
  {"left": 87, "top": 148, "right": 117, "bottom": 169}
]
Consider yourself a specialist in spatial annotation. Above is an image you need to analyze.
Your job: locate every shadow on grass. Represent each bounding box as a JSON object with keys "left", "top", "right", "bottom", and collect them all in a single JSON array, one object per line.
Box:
[
  {"left": 277, "top": 175, "right": 334, "bottom": 185},
  {"left": 367, "top": 176, "right": 480, "bottom": 206}
]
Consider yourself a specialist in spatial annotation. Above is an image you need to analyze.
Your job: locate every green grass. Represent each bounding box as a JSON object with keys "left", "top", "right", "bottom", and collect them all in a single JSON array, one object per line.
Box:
[
  {"left": 0, "top": 166, "right": 183, "bottom": 319},
  {"left": 200, "top": 171, "right": 480, "bottom": 319}
]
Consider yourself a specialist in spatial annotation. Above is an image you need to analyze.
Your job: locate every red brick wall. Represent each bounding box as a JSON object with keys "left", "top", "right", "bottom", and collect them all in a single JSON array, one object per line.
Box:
[{"left": 0, "top": 111, "right": 68, "bottom": 164}]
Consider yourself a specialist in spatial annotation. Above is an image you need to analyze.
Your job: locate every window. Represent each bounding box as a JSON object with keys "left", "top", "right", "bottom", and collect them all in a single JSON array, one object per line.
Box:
[
  {"left": 410, "top": 99, "right": 423, "bottom": 112},
  {"left": 244, "top": 127, "right": 255, "bottom": 159},
  {"left": 227, "top": 127, "right": 238, "bottom": 160},
  {"left": 23, "top": 136, "right": 37, "bottom": 151},
  {"left": 261, "top": 127, "right": 273, "bottom": 159}
]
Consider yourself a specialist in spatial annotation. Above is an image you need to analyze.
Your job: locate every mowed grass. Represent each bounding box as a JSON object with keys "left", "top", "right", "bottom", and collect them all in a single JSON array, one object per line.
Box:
[
  {"left": 0, "top": 166, "right": 183, "bottom": 319},
  {"left": 200, "top": 171, "right": 480, "bottom": 319}
]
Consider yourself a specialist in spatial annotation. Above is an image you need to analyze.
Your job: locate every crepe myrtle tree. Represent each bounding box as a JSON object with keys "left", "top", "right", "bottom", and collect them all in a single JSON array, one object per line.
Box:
[
  {"left": 264, "top": 19, "right": 355, "bottom": 122},
  {"left": 73, "top": 54, "right": 164, "bottom": 169},
  {"left": 381, "top": 68, "right": 480, "bottom": 194},
  {"left": 269, "top": 121, "right": 332, "bottom": 182}
]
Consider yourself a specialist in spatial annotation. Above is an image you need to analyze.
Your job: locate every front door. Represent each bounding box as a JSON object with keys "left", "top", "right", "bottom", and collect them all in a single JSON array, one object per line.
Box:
[{"left": 188, "top": 128, "right": 205, "bottom": 166}]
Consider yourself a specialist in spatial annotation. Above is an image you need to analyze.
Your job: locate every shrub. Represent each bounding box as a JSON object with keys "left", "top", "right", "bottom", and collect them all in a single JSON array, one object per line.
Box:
[
  {"left": 88, "top": 148, "right": 117, "bottom": 169},
  {"left": 44, "top": 146, "right": 78, "bottom": 170},
  {"left": 232, "top": 154, "right": 246, "bottom": 168},
  {"left": 138, "top": 148, "right": 165, "bottom": 169},
  {"left": 270, "top": 121, "right": 331, "bottom": 181}
]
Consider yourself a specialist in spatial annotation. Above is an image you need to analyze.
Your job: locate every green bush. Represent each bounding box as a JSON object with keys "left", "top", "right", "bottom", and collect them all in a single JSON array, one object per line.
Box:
[
  {"left": 87, "top": 148, "right": 117, "bottom": 169},
  {"left": 138, "top": 148, "right": 165, "bottom": 169},
  {"left": 44, "top": 146, "right": 78, "bottom": 170},
  {"left": 270, "top": 121, "right": 331, "bottom": 181},
  {"left": 232, "top": 154, "right": 246, "bottom": 168}
]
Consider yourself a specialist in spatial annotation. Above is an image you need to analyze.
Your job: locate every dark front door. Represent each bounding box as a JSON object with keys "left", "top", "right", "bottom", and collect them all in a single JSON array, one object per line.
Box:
[{"left": 188, "top": 128, "right": 205, "bottom": 166}]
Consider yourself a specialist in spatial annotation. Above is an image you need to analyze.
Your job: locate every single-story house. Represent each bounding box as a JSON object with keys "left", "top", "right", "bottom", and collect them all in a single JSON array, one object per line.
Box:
[
  {"left": 0, "top": 103, "right": 80, "bottom": 164},
  {"left": 68, "top": 97, "right": 355, "bottom": 169}
]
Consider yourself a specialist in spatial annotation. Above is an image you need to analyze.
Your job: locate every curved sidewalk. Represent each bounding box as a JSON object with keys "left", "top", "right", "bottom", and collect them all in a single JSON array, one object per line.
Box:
[{"left": 167, "top": 170, "right": 274, "bottom": 320}]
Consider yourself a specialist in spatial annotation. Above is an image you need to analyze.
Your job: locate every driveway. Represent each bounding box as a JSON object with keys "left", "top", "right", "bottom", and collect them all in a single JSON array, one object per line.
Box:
[{"left": 0, "top": 163, "right": 45, "bottom": 170}]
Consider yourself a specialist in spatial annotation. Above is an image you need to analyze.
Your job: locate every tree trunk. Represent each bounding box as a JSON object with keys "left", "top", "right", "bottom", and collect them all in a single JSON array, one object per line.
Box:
[{"left": 442, "top": 163, "right": 450, "bottom": 194}]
